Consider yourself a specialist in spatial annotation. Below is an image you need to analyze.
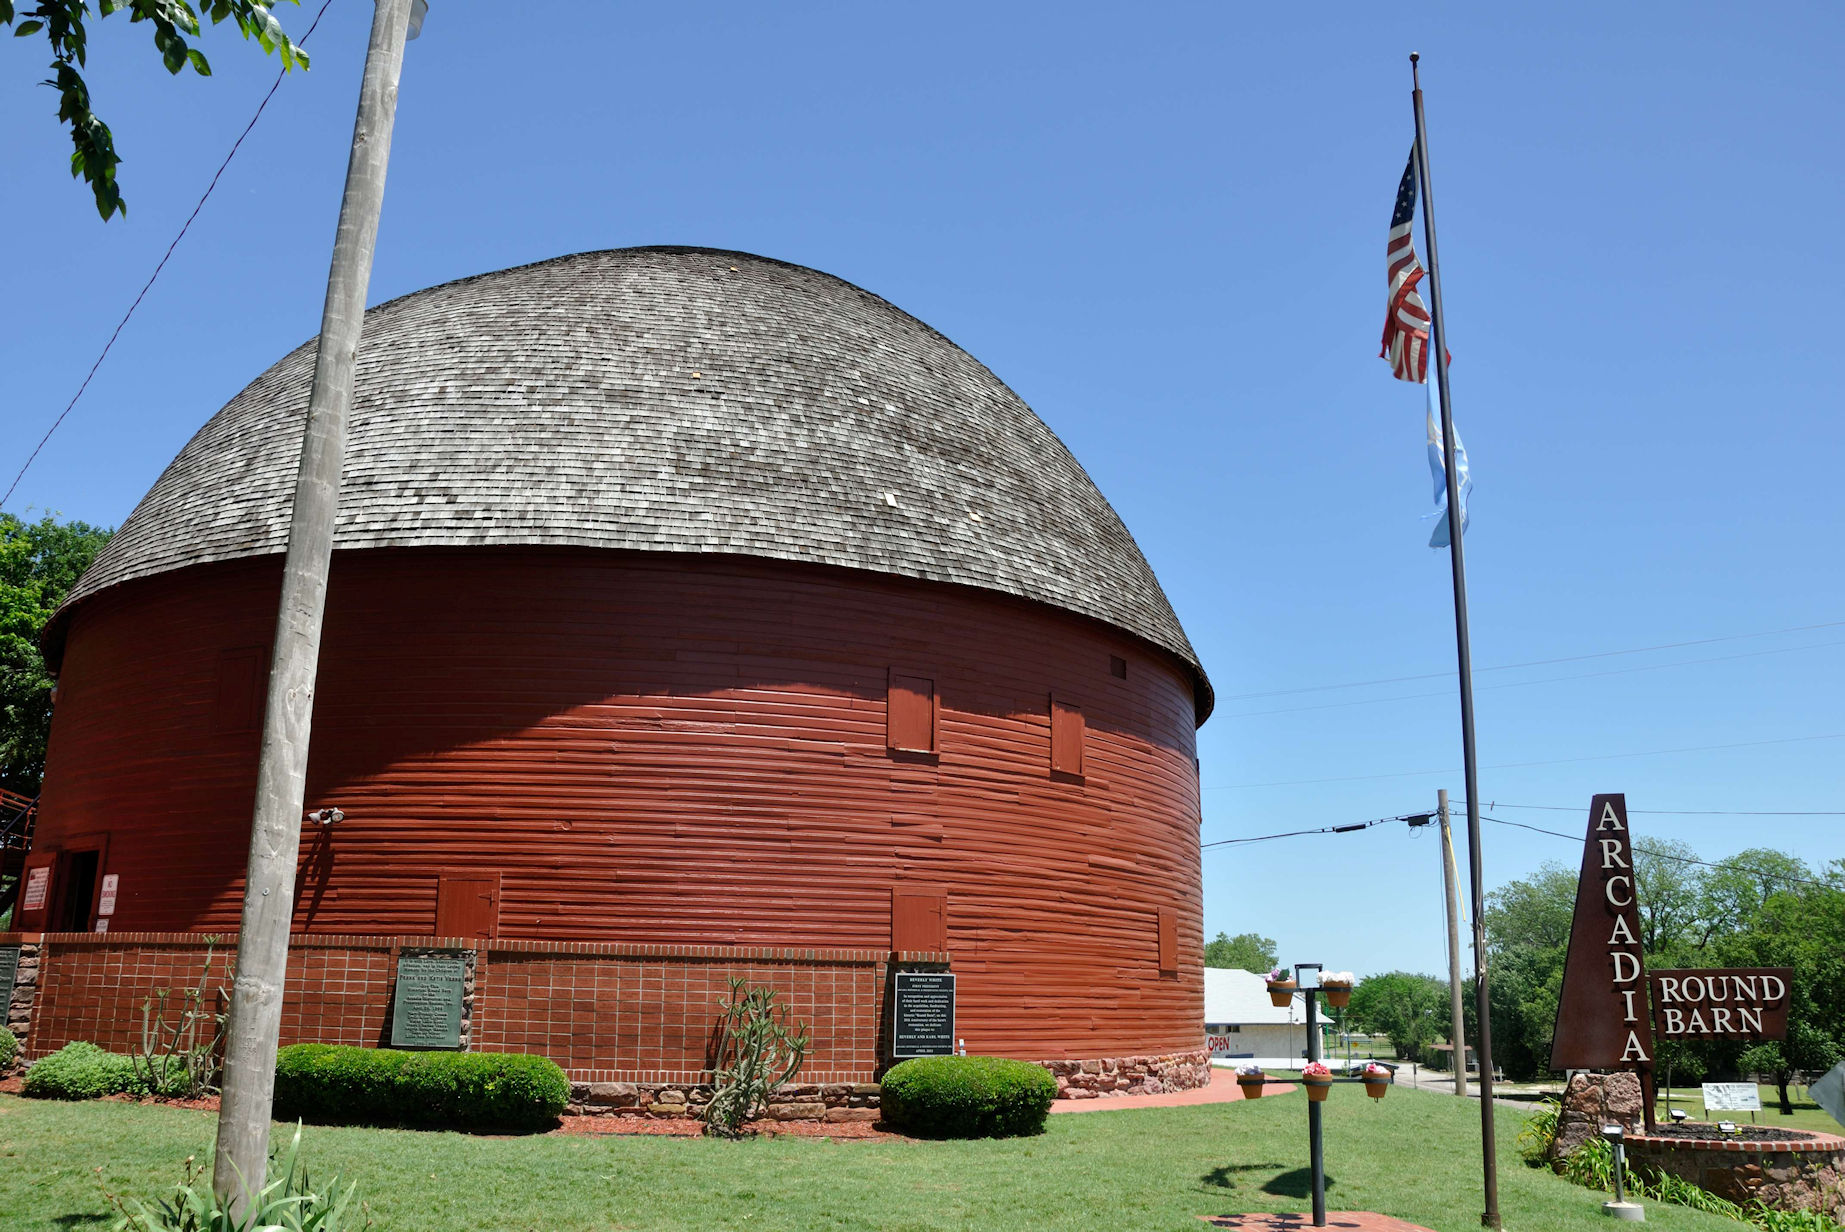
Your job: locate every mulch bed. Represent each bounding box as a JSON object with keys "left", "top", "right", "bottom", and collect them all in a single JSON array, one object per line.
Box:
[{"left": 1644, "top": 1124, "right": 1818, "bottom": 1143}]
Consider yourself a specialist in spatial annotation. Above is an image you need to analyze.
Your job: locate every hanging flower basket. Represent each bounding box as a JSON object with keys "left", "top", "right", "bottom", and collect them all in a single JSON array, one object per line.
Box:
[
  {"left": 1235, "top": 1064, "right": 1266, "bottom": 1098},
  {"left": 1264, "top": 970, "right": 1297, "bottom": 1008},
  {"left": 1362, "top": 1062, "right": 1392, "bottom": 1100},
  {"left": 1301, "top": 1061, "right": 1333, "bottom": 1102},
  {"left": 1320, "top": 971, "right": 1354, "bottom": 1009}
]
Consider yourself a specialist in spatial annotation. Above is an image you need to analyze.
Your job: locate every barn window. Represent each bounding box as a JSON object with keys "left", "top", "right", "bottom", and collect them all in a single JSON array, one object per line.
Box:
[
  {"left": 887, "top": 669, "right": 937, "bottom": 754},
  {"left": 1050, "top": 694, "right": 1083, "bottom": 776},
  {"left": 1109, "top": 655, "right": 1128, "bottom": 680},
  {"left": 1157, "top": 906, "right": 1177, "bottom": 975},
  {"left": 892, "top": 890, "right": 947, "bottom": 953}
]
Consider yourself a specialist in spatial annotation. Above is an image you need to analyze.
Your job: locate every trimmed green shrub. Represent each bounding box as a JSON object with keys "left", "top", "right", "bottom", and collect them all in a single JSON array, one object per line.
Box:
[
  {"left": 273, "top": 1043, "right": 568, "bottom": 1131},
  {"left": 880, "top": 1056, "right": 1056, "bottom": 1139},
  {"left": 22, "top": 1041, "right": 143, "bottom": 1099},
  {"left": 0, "top": 1026, "right": 17, "bottom": 1071}
]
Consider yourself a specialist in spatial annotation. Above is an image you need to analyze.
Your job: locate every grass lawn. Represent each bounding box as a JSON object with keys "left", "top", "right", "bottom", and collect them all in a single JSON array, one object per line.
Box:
[
  {"left": 0, "top": 1086, "right": 1762, "bottom": 1232},
  {"left": 1655, "top": 1084, "right": 1842, "bottom": 1136}
]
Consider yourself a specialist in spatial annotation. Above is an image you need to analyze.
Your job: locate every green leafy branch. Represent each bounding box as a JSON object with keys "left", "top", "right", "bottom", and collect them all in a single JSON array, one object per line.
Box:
[{"left": 4, "top": 0, "right": 310, "bottom": 220}]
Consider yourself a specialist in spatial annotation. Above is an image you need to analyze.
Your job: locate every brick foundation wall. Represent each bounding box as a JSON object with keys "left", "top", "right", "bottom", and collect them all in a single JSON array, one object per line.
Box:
[
  {"left": 1, "top": 931, "right": 937, "bottom": 1085},
  {"left": 2, "top": 931, "right": 1213, "bottom": 1116},
  {"left": 1629, "top": 1130, "right": 1845, "bottom": 1223}
]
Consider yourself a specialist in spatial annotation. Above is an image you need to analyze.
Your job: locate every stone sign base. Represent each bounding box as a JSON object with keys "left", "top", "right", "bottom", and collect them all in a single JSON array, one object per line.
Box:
[
  {"left": 1628, "top": 1128, "right": 1845, "bottom": 1223},
  {"left": 1550, "top": 1072, "right": 1646, "bottom": 1164}
]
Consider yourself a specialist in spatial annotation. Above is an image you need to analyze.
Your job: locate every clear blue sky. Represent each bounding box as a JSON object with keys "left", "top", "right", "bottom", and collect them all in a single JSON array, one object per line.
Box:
[{"left": 4, "top": 3, "right": 1841, "bottom": 978}]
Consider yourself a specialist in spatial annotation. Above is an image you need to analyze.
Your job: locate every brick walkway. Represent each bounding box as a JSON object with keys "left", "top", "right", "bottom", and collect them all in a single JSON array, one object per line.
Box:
[
  {"left": 1051, "top": 1067, "right": 1298, "bottom": 1113},
  {"left": 1198, "top": 1213, "right": 1436, "bottom": 1232}
]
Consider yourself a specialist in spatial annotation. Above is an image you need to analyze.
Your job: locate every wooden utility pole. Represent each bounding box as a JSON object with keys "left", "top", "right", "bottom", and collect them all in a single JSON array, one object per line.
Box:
[
  {"left": 213, "top": 0, "right": 415, "bottom": 1213},
  {"left": 1439, "top": 789, "right": 1467, "bottom": 1097}
]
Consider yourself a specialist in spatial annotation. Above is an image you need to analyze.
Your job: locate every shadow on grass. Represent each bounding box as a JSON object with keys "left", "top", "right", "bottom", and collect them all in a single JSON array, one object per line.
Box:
[
  {"left": 1201, "top": 1162, "right": 1293, "bottom": 1190},
  {"left": 1262, "top": 1167, "right": 1334, "bottom": 1199},
  {"left": 52, "top": 1215, "right": 111, "bottom": 1228}
]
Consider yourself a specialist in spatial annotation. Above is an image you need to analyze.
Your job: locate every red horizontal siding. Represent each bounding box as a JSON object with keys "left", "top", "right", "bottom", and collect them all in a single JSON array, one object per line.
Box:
[{"left": 37, "top": 549, "right": 1204, "bottom": 1060}]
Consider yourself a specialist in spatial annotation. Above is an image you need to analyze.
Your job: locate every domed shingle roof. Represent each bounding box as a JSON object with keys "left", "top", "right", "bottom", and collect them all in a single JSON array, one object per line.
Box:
[{"left": 59, "top": 247, "right": 1210, "bottom": 718}]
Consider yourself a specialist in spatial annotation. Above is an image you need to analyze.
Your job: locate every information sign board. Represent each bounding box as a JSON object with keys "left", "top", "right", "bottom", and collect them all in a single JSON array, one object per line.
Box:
[
  {"left": 0, "top": 946, "right": 18, "bottom": 1007},
  {"left": 892, "top": 971, "right": 955, "bottom": 1059},
  {"left": 1702, "top": 1082, "right": 1763, "bottom": 1112},
  {"left": 21, "top": 866, "right": 49, "bottom": 912},
  {"left": 97, "top": 874, "right": 119, "bottom": 916},
  {"left": 389, "top": 952, "right": 466, "bottom": 1049}
]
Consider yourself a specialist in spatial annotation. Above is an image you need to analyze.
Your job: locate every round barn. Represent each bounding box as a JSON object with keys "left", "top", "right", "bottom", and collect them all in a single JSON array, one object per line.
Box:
[{"left": 24, "top": 247, "right": 1213, "bottom": 1092}]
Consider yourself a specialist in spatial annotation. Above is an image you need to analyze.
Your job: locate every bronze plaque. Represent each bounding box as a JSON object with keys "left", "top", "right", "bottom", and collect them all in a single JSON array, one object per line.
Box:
[
  {"left": 1650, "top": 968, "right": 1791, "bottom": 1040},
  {"left": 389, "top": 952, "right": 465, "bottom": 1050},
  {"left": 1550, "top": 794, "right": 1654, "bottom": 1070}
]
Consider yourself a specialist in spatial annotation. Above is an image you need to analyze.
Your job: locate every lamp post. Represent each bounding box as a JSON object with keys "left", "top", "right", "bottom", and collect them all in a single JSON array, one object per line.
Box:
[{"left": 1600, "top": 1124, "right": 1645, "bottom": 1222}]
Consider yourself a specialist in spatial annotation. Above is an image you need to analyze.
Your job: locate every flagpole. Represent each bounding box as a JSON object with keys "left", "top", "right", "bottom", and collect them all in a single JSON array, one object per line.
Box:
[{"left": 1410, "top": 52, "right": 1502, "bottom": 1230}]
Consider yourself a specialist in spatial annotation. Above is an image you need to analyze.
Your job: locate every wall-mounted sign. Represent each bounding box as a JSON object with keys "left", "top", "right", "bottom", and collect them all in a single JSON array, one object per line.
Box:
[
  {"left": 891, "top": 971, "right": 955, "bottom": 1059},
  {"left": 1702, "top": 1082, "right": 1763, "bottom": 1112},
  {"left": 0, "top": 946, "right": 18, "bottom": 1006},
  {"left": 22, "top": 865, "right": 49, "bottom": 912},
  {"left": 94, "top": 917, "right": 109, "bottom": 933},
  {"left": 97, "top": 874, "right": 119, "bottom": 916},
  {"left": 1650, "top": 968, "right": 1791, "bottom": 1040},
  {"left": 389, "top": 952, "right": 466, "bottom": 1050},
  {"left": 1550, "top": 794, "right": 1654, "bottom": 1070}
]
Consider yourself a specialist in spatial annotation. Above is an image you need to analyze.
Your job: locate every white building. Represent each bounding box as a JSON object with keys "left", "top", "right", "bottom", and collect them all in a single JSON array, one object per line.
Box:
[{"left": 1204, "top": 968, "right": 1311, "bottom": 1068}]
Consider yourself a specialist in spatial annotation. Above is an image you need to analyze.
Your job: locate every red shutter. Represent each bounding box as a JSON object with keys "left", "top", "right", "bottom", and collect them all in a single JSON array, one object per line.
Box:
[
  {"left": 1157, "top": 907, "right": 1177, "bottom": 975},
  {"left": 1050, "top": 694, "right": 1084, "bottom": 776},
  {"left": 892, "top": 890, "right": 947, "bottom": 953},
  {"left": 887, "top": 669, "right": 937, "bottom": 753},
  {"left": 436, "top": 873, "right": 502, "bottom": 940}
]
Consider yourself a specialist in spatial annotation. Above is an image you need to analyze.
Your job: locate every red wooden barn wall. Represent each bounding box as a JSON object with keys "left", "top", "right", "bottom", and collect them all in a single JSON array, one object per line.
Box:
[{"left": 34, "top": 549, "right": 1204, "bottom": 1061}]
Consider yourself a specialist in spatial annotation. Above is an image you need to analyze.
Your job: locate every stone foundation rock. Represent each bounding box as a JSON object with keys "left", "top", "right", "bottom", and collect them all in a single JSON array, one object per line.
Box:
[
  {"left": 1550, "top": 1072, "right": 1646, "bottom": 1165},
  {"left": 1039, "top": 1049, "right": 1212, "bottom": 1099},
  {"left": 563, "top": 1049, "right": 1212, "bottom": 1122}
]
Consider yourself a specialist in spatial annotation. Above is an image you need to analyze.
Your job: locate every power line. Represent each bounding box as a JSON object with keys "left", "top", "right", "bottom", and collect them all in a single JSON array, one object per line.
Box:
[
  {"left": 1217, "top": 638, "right": 1845, "bottom": 720},
  {"left": 1202, "top": 808, "right": 1841, "bottom": 893},
  {"left": 1206, "top": 731, "right": 1845, "bottom": 790},
  {"left": 1477, "top": 814, "right": 1840, "bottom": 891},
  {"left": 1216, "top": 619, "right": 1845, "bottom": 703},
  {"left": 1458, "top": 800, "right": 1845, "bottom": 818},
  {"left": 1200, "top": 812, "right": 1424, "bottom": 849},
  {"left": 0, "top": 0, "right": 339, "bottom": 512}
]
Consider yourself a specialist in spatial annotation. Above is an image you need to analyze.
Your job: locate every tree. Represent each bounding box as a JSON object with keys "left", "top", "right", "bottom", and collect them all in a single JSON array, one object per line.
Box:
[
  {"left": 1203, "top": 931, "right": 1278, "bottom": 972},
  {"left": 1698, "top": 848, "right": 1815, "bottom": 942},
  {"left": 1631, "top": 838, "right": 1706, "bottom": 955},
  {"left": 1, "top": 511, "right": 112, "bottom": 795},
  {"left": 1715, "top": 879, "right": 1845, "bottom": 1114},
  {"left": 4, "top": 1, "right": 310, "bottom": 220},
  {"left": 1346, "top": 971, "right": 1450, "bottom": 1062}
]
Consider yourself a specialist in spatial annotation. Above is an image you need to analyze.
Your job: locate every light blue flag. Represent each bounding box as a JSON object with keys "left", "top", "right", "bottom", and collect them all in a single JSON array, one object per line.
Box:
[{"left": 1423, "top": 381, "right": 1471, "bottom": 549}]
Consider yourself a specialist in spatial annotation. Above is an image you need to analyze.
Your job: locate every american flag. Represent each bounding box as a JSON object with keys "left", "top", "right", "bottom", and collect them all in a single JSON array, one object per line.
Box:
[{"left": 1381, "top": 150, "right": 1433, "bottom": 383}]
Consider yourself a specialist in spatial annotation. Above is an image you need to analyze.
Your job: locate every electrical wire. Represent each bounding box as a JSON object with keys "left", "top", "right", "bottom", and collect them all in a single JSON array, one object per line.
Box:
[
  {"left": 1199, "top": 812, "right": 1421, "bottom": 849},
  {"left": 1205, "top": 730, "right": 1845, "bottom": 790},
  {"left": 1, "top": 0, "right": 340, "bottom": 511},
  {"left": 1216, "top": 619, "right": 1845, "bottom": 703},
  {"left": 1202, "top": 807, "right": 1841, "bottom": 894},
  {"left": 1477, "top": 814, "right": 1840, "bottom": 891},
  {"left": 1458, "top": 801, "right": 1845, "bottom": 817},
  {"left": 1217, "top": 638, "right": 1845, "bottom": 720}
]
